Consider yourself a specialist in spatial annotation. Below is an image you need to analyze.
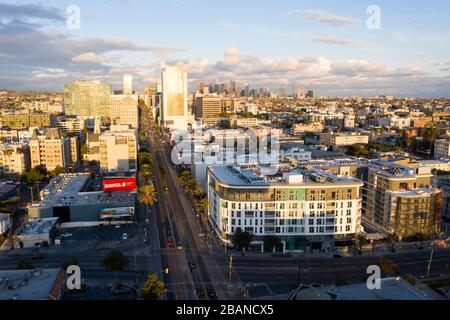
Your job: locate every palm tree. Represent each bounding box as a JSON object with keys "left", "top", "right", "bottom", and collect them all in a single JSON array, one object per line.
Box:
[
  {"left": 138, "top": 185, "right": 158, "bottom": 215},
  {"left": 139, "top": 169, "right": 154, "bottom": 185}
]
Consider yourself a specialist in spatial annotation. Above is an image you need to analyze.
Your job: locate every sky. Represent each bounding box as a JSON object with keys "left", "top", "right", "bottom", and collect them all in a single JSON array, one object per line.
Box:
[{"left": 0, "top": 0, "right": 450, "bottom": 97}]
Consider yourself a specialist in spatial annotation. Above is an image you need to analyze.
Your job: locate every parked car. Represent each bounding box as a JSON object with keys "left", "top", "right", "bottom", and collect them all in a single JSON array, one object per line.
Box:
[
  {"left": 60, "top": 233, "right": 73, "bottom": 238},
  {"left": 189, "top": 262, "right": 197, "bottom": 271},
  {"left": 122, "top": 233, "right": 128, "bottom": 241}
]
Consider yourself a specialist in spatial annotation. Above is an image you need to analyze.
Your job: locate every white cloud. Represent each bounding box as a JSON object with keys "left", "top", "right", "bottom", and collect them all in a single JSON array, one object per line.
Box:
[
  {"left": 299, "top": 10, "right": 361, "bottom": 26},
  {"left": 72, "top": 52, "right": 110, "bottom": 63},
  {"left": 223, "top": 47, "right": 241, "bottom": 65}
]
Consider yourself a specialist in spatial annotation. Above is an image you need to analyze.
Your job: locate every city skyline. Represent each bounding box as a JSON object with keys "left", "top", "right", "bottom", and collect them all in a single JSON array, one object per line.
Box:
[{"left": 0, "top": 0, "right": 450, "bottom": 97}]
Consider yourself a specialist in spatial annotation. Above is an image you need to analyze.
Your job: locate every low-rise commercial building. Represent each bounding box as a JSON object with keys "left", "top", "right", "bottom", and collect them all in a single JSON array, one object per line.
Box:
[
  {"left": 28, "top": 173, "right": 137, "bottom": 222},
  {"left": 0, "top": 269, "right": 66, "bottom": 300},
  {"left": 15, "top": 217, "right": 60, "bottom": 248}
]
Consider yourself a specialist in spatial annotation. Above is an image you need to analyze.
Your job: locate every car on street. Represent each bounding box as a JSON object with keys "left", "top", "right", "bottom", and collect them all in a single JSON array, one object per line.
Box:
[
  {"left": 196, "top": 287, "right": 206, "bottom": 298},
  {"left": 60, "top": 233, "right": 73, "bottom": 238},
  {"left": 333, "top": 254, "right": 343, "bottom": 259},
  {"left": 207, "top": 288, "right": 217, "bottom": 300},
  {"left": 122, "top": 233, "right": 128, "bottom": 241},
  {"left": 189, "top": 262, "right": 197, "bottom": 271},
  {"left": 115, "top": 224, "right": 121, "bottom": 229},
  {"left": 177, "top": 243, "right": 184, "bottom": 250}
]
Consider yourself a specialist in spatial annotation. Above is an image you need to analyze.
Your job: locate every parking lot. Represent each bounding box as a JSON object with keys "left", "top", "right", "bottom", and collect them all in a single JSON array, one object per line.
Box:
[{"left": 58, "top": 224, "right": 136, "bottom": 243}]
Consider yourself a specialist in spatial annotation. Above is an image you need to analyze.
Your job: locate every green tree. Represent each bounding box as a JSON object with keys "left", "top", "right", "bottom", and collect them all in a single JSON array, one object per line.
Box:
[
  {"left": 378, "top": 257, "right": 399, "bottom": 277},
  {"left": 140, "top": 274, "right": 166, "bottom": 300},
  {"left": 264, "top": 235, "right": 282, "bottom": 253},
  {"left": 193, "top": 187, "right": 205, "bottom": 201},
  {"left": 138, "top": 185, "right": 158, "bottom": 213},
  {"left": 347, "top": 144, "right": 369, "bottom": 158},
  {"left": 356, "top": 235, "right": 369, "bottom": 255},
  {"left": 23, "top": 168, "right": 43, "bottom": 184},
  {"left": 80, "top": 143, "right": 88, "bottom": 157},
  {"left": 100, "top": 250, "right": 129, "bottom": 281},
  {"left": 232, "top": 228, "right": 254, "bottom": 253},
  {"left": 50, "top": 166, "right": 66, "bottom": 178}
]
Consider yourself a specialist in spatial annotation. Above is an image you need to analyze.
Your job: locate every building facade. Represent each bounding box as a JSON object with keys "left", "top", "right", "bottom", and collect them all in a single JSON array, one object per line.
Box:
[
  {"left": 64, "top": 80, "right": 112, "bottom": 119},
  {"left": 435, "top": 139, "right": 450, "bottom": 160},
  {"left": 207, "top": 165, "right": 363, "bottom": 252},
  {"left": 0, "top": 143, "right": 30, "bottom": 175},
  {"left": 110, "top": 95, "right": 139, "bottom": 129},
  {"left": 320, "top": 133, "right": 369, "bottom": 150},
  {"left": 98, "top": 126, "right": 137, "bottom": 173},
  {"left": 362, "top": 161, "right": 441, "bottom": 238},
  {"left": 29, "top": 129, "right": 79, "bottom": 171},
  {"left": 0, "top": 113, "right": 54, "bottom": 129},
  {"left": 160, "top": 66, "right": 188, "bottom": 131}
]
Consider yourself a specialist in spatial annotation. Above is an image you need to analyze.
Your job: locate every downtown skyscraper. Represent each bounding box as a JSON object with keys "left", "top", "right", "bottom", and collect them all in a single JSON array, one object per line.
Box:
[{"left": 160, "top": 65, "right": 189, "bottom": 131}]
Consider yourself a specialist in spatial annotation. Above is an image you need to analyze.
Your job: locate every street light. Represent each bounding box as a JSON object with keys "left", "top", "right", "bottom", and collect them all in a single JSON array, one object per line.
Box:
[{"left": 228, "top": 254, "right": 234, "bottom": 284}]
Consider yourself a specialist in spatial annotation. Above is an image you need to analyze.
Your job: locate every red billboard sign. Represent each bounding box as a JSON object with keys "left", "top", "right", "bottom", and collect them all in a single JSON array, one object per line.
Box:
[{"left": 103, "top": 178, "right": 137, "bottom": 193}]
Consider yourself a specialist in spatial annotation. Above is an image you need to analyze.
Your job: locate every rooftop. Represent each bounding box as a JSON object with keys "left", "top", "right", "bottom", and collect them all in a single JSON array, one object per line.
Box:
[
  {"left": 0, "top": 269, "right": 62, "bottom": 300},
  {"left": 209, "top": 164, "right": 362, "bottom": 188},
  {"left": 291, "top": 277, "right": 435, "bottom": 300},
  {"left": 17, "top": 218, "right": 59, "bottom": 236},
  {"left": 32, "top": 174, "right": 135, "bottom": 207}
]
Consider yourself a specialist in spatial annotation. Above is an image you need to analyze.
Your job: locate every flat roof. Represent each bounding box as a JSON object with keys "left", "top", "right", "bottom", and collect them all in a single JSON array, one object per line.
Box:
[
  {"left": 0, "top": 269, "right": 61, "bottom": 300},
  {"left": 328, "top": 278, "right": 431, "bottom": 300},
  {"left": 209, "top": 165, "right": 362, "bottom": 188},
  {"left": 17, "top": 218, "right": 59, "bottom": 236},
  {"left": 33, "top": 174, "right": 135, "bottom": 207}
]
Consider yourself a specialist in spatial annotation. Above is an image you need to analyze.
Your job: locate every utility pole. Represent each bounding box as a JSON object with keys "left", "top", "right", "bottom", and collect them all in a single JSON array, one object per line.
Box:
[
  {"left": 427, "top": 244, "right": 435, "bottom": 278},
  {"left": 29, "top": 187, "right": 34, "bottom": 204},
  {"left": 36, "top": 181, "right": 40, "bottom": 202}
]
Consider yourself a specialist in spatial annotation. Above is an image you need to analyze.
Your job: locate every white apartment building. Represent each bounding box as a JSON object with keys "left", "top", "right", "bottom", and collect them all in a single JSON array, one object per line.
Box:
[
  {"left": 207, "top": 165, "right": 363, "bottom": 252},
  {"left": 0, "top": 143, "right": 30, "bottom": 175},
  {"left": 98, "top": 125, "right": 137, "bottom": 173},
  {"left": 378, "top": 116, "right": 411, "bottom": 129},
  {"left": 435, "top": 139, "right": 450, "bottom": 160},
  {"left": 320, "top": 133, "right": 369, "bottom": 150}
]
